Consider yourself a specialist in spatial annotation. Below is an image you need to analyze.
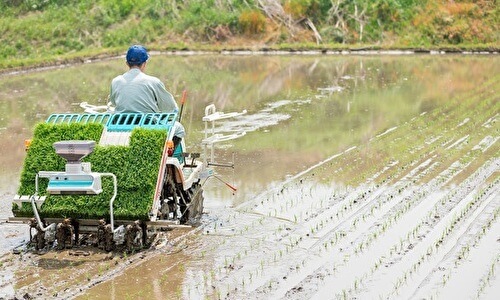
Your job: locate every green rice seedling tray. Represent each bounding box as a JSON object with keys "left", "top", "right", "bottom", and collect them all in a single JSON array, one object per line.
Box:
[{"left": 13, "top": 122, "right": 167, "bottom": 221}]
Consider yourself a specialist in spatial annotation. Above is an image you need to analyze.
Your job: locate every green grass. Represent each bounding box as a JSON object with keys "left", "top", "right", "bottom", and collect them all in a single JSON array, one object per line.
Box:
[{"left": 0, "top": 0, "right": 498, "bottom": 71}]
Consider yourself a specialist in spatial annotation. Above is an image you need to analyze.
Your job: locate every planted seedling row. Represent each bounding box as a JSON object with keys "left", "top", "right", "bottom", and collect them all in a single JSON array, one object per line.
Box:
[
  {"left": 384, "top": 177, "right": 499, "bottom": 299},
  {"left": 348, "top": 140, "right": 498, "bottom": 261},
  {"left": 322, "top": 159, "right": 492, "bottom": 299},
  {"left": 234, "top": 153, "right": 459, "bottom": 298},
  {"left": 344, "top": 157, "right": 499, "bottom": 300},
  {"left": 200, "top": 77, "right": 499, "bottom": 299},
  {"left": 273, "top": 152, "right": 443, "bottom": 253},
  {"left": 386, "top": 179, "right": 493, "bottom": 295},
  {"left": 222, "top": 139, "right": 497, "bottom": 299},
  {"left": 334, "top": 147, "right": 489, "bottom": 267},
  {"left": 276, "top": 141, "right": 498, "bottom": 300},
  {"left": 411, "top": 196, "right": 499, "bottom": 299},
  {"left": 232, "top": 129, "right": 495, "bottom": 299}
]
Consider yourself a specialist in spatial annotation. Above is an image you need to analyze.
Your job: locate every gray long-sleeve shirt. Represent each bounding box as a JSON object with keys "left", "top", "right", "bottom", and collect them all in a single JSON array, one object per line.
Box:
[{"left": 109, "top": 68, "right": 178, "bottom": 114}]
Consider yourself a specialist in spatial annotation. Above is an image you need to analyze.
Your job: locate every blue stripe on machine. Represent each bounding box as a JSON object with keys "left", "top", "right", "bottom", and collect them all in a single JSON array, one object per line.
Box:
[{"left": 48, "top": 180, "right": 93, "bottom": 187}]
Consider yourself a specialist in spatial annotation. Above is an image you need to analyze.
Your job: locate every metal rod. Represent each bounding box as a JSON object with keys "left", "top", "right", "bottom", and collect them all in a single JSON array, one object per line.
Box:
[
  {"left": 31, "top": 172, "right": 118, "bottom": 233},
  {"left": 208, "top": 162, "right": 234, "bottom": 168},
  {"left": 101, "top": 173, "right": 117, "bottom": 232},
  {"left": 30, "top": 173, "right": 50, "bottom": 231}
]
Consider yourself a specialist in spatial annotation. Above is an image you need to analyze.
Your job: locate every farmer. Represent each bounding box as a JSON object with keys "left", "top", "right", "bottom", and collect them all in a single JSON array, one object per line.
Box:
[{"left": 109, "top": 44, "right": 185, "bottom": 145}]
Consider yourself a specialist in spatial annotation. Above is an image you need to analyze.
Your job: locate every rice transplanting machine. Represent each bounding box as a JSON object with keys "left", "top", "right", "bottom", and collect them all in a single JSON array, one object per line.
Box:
[{"left": 10, "top": 99, "right": 246, "bottom": 252}]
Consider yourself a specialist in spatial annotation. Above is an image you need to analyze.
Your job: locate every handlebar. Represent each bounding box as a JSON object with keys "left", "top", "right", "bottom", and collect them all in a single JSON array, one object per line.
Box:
[{"left": 80, "top": 102, "right": 115, "bottom": 114}]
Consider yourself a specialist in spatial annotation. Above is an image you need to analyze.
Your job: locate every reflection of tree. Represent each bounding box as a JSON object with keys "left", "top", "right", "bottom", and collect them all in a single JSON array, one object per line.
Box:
[
  {"left": 0, "top": 55, "right": 497, "bottom": 193},
  {"left": 0, "top": 56, "right": 495, "bottom": 144}
]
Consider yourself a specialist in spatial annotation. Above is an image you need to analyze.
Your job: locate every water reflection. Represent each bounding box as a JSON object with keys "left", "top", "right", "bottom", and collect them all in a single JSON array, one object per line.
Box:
[{"left": 0, "top": 54, "right": 497, "bottom": 208}]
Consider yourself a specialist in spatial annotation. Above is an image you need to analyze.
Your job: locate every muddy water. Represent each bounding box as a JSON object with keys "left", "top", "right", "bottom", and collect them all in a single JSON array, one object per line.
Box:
[{"left": 0, "top": 54, "right": 498, "bottom": 299}]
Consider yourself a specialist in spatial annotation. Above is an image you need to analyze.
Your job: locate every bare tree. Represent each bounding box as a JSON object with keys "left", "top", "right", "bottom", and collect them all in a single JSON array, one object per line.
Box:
[
  {"left": 328, "top": 0, "right": 369, "bottom": 42},
  {"left": 256, "top": 0, "right": 323, "bottom": 42}
]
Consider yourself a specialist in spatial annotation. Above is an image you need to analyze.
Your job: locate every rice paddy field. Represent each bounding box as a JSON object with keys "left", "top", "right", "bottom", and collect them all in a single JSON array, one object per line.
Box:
[{"left": 0, "top": 53, "right": 498, "bottom": 299}]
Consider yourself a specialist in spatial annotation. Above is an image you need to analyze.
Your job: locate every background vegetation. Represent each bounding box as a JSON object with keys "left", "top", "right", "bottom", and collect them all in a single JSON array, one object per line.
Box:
[{"left": 0, "top": 0, "right": 498, "bottom": 69}]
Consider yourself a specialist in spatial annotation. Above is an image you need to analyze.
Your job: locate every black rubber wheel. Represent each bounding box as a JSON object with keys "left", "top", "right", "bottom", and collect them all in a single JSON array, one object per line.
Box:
[
  {"left": 161, "top": 167, "right": 179, "bottom": 220},
  {"left": 187, "top": 182, "right": 204, "bottom": 223}
]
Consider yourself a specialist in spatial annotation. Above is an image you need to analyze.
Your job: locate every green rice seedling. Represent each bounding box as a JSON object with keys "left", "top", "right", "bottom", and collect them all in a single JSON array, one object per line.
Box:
[
  {"left": 442, "top": 273, "right": 449, "bottom": 286},
  {"left": 352, "top": 218, "right": 358, "bottom": 229},
  {"left": 178, "top": 263, "right": 185, "bottom": 272},
  {"left": 175, "top": 286, "right": 182, "bottom": 298},
  {"left": 14, "top": 123, "right": 167, "bottom": 220}
]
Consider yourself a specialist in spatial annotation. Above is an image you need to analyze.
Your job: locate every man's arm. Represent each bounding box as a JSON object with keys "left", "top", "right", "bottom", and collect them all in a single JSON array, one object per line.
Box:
[
  {"left": 155, "top": 81, "right": 179, "bottom": 113},
  {"left": 109, "top": 79, "right": 117, "bottom": 107}
]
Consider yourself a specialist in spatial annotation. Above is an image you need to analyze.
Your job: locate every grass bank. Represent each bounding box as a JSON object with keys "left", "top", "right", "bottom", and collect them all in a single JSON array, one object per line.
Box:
[{"left": 0, "top": 0, "right": 498, "bottom": 71}]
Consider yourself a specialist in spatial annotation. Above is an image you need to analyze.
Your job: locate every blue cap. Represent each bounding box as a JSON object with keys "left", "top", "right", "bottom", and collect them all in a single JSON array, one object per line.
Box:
[{"left": 126, "top": 45, "right": 149, "bottom": 65}]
